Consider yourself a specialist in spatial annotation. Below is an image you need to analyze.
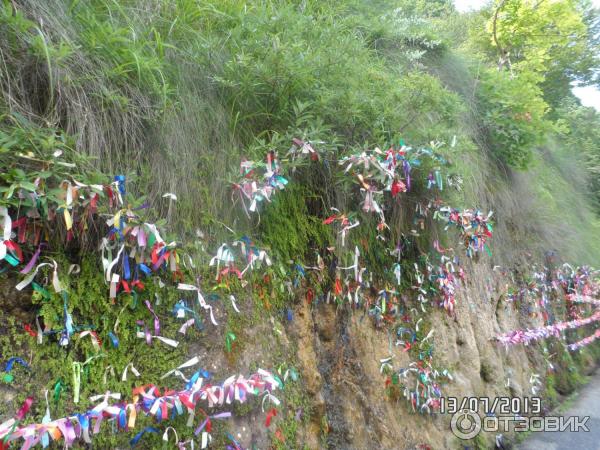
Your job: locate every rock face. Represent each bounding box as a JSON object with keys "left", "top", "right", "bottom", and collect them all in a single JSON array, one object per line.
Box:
[
  {"left": 278, "top": 259, "right": 575, "bottom": 450},
  {"left": 0, "top": 258, "right": 592, "bottom": 450},
  {"left": 0, "top": 275, "right": 34, "bottom": 324}
]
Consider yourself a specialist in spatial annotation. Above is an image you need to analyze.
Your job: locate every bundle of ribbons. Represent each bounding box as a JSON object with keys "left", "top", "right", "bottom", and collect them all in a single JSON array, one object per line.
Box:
[
  {"left": 568, "top": 329, "right": 600, "bottom": 351},
  {"left": 208, "top": 238, "right": 272, "bottom": 282},
  {"left": 0, "top": 369, "right": 281, "bottom": 449},
  {"left": 231, "top": 152, "right": 288, "bottom": 216},
  {"left": 433, "top": 207, "right": 493, "bottom": 258},
  {"left": 338, "top": 142, "right": 447, "bottom": 196},
  {"left": 380, "top": 357, "right": 452, "bottom": 415},
  {"left": 337, "top": 143, "right": 447, "bottom": 232},
  {"left": 429, "top": 262, "right": 461, "bottom": 313},
  {"left": 495, "top": 310, "right": 600, "bottom": 347},
  {"left": 1, "top": 171, "right": 182, "bottom": 303}
]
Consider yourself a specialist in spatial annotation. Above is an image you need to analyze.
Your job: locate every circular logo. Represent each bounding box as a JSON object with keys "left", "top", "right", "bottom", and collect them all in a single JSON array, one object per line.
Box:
[{"left": 450, "top": 409, "right": 482, "bottom": 440}]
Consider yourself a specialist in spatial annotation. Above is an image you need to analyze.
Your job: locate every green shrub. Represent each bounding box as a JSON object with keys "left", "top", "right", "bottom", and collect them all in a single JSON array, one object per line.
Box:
[{"left": 476, "top": 68, "right": 552, "bottom": 169}]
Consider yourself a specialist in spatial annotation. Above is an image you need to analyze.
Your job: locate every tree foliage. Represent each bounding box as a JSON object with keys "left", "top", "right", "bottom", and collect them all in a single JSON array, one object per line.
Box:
[{"left": 459, "top": 0, "right": 600, "bottom": 169}]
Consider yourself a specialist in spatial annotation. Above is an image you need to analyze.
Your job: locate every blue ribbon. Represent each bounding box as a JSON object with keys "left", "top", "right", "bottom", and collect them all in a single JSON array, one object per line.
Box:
[
  {"left": 109, "top": 227, "right": 123, "bottom": 240},
  {"left": 295, "top": 264, "right": 306, "bottom": 277},
  {"left": 114, "top": 175, "right": 126, "bottom": 195},
  {"left": 108, "top": 332, "right": 119, "bottom": 348},
  {"left": 119, "top": 216, "right": 126, "bottom": 232},
  {"left": 132, "top": 201, "right": 150, "bottom": 211},
  {"left": 185, "top": 369, "right": 211, "bottom": 390},
  {"left": 173, "top": 300, "right": 186, "bottom": 316},
  {"left": 4, "top": 357, "right": 29, "bottom": 372},
  {"left": 173, "top": 301, "right": 203, "bottom": 330},
  {"left": 130, "top": 427, "right": 159, "bottom": 446},
  {"left": 138, "top": 264, "right": 152, "bottom": 276},
  {"left": 118, "top": 409, "right": 127, "bottom": 428},
  {"left": 227, "top": 433, "right": 243, "bottom": 450},
  {"left": 63, "top": 291, "right": 73, "bottom": 338},
  {"left": 123, "top": 253, "right": 131, "bottom": 280},
  {"left": 77, "top": 413, "right": 89, "bottom": 434}
]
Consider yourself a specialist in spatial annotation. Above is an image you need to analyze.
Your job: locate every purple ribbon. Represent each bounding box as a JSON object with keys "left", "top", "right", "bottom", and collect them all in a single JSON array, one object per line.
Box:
[
  {"left": 20, "top": 246, "right": 41, "bottom": 274},
  {"left": 403, "top": 160, "right": 411, "bottom": 191},
  {"left": 144, "top": 300, "right": 160, "bottom": 336}
]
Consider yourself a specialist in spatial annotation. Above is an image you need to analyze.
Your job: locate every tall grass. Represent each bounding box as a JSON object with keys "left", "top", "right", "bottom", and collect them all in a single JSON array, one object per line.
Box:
[
  {"left": 0, "top": 0, "right": 239, "bottom": 235},
  {"left": 425, "top": 49, "right": 600, "bottom": 266},
  {"left": 1, "top": 0, "right": 599, "bottom": 264}
]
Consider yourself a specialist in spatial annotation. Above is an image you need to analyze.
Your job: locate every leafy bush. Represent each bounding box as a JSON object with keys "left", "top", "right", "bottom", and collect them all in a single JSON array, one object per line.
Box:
[{"left": 476, "top": 68, "right": 552, "bottom": 169}]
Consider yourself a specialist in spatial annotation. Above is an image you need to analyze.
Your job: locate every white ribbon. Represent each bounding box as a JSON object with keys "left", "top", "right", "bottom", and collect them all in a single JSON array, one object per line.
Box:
[
  {"left": 0, "top": 207, "right": 11, "bottom": 260},
  {"left": 135, "top": 332, "right": 179, "bottom": 348},
  {"left": 229, "top": 295, "right": 240, "bottom": 313},
  {"left": 122, "top": 363, "right": 140, "bottom": 381},
  {"left": 177, "top": 283, "right": 218, "bottom": 326},
  {"left": 161, "top": 356, "right": 200, "bottom": 380}
]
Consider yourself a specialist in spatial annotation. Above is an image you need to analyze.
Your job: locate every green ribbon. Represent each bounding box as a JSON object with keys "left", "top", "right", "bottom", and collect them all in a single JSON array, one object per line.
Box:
[
  {"left": 4, "top": 253, "right": 19, "bottom": 267},
  {"left": 131, "top": 291, "right": 139, "bottom": 309},
  {"left": 32, "top": 282, "right": 51, "bottom": 300},
  {"left": 484, "top": 244, "right": 492, "bottom": 257},
  {"left": 72, "top": 354, "right": 106, "bottom": 404},
  {"left": 274, "top": 375, "right": 283, "bottom": 389},
  {"left": 53, "top": 379, "right": 62, "bottom": 403},
  {"left": 147, "top": 231, "right": 156, "bottom": 248},
  {"left": 72, "top": 362, "right": 82, "bottom": 404},
  {"left": 225, "top": 332, "right": 236, "bottom": 353}
]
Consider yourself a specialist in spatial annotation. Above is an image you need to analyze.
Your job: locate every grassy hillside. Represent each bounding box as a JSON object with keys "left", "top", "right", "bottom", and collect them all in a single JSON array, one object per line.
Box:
[
  {"left": 1, "top": 0, "right": 600, "bottom": 448},
  {"left": 2, "top": 0, "right": 599, "bottom": 262}
]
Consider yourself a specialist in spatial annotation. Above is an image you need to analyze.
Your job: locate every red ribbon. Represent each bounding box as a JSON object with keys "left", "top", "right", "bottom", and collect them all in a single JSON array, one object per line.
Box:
[
  {"left": 172, "top": 270, "right": 184, "bottom": 282},
  {"left": 121, "top": 280, "right": 131, "bottom": 293},
  {"left": 24, "top": 324, "right": 37, "bottom": 337},
  {"left": 334, "top": 279, "right": 342, "bottom": 296},
  {"left": 89, "top": 193, "right": 98, "bottom": 214},
  {"left": 323, "top": 215, "right": 338, "bottom": 225},
  {"left": 5, "top": 241, "right": 23, "bottom": 263},
  {"left": 391, "top": 180, "right": 406, "bottom": 197},
  {"left": 16, "top": 397, "right": 33, "bottom": 420},
  {"left": 306, "top": 288, "right": 314, "bottom": 304},
  {"left": 11, "top": 217, "right": 26, "bottom": 229},
  {"left": 12, "top": 217, "right": 27, "bottom": 243},
  {"left": 275, "top": 429, "right": 285, "bottom": 442},
  {"left": 218, "top": 265, "right": 242, "bottom": 282},
  {"left": 265, "top": 408, "right": 277, "bottom": 427},
  {"left": 179, "top": 393, "right": 195, "bottom": 410},
  {"left": 151, "top": 243, "right": 164, "bottom": 266},
  {"left": 105, "top": 186, "right": 114, "bottom": 208},
  {"left": 91, "top": 331, "right": 102, "bottom": 348}
]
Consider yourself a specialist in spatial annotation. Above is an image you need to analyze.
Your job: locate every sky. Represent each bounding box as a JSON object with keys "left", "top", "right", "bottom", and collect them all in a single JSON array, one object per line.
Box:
[
  {"left": 454, "top": 0, "right": 600, "bottom": 110},
  {"left": 455, "top": 0, "right": 600, "bottom": 10}
]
